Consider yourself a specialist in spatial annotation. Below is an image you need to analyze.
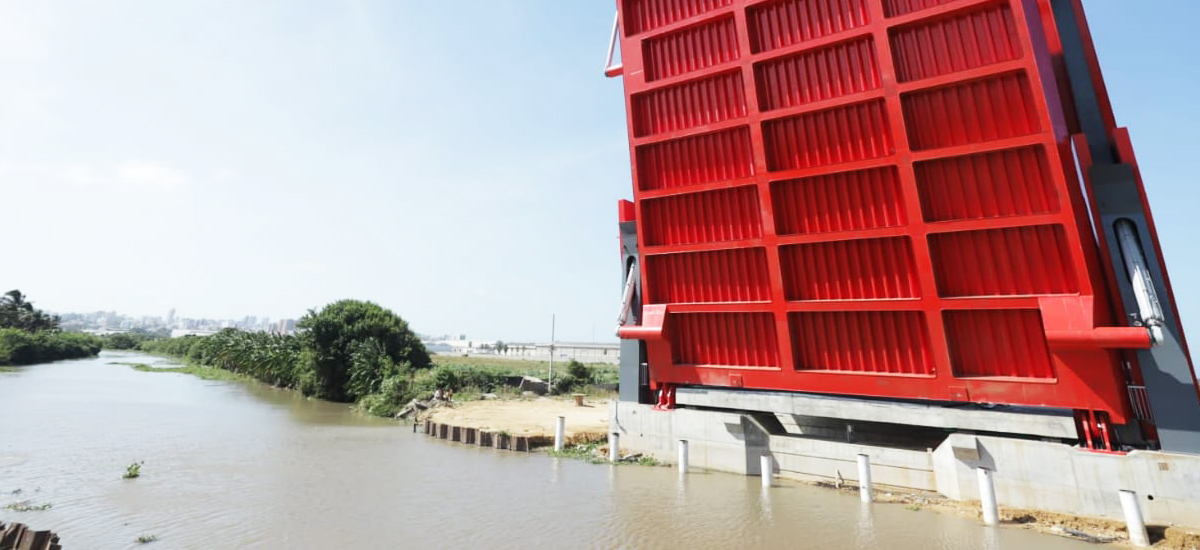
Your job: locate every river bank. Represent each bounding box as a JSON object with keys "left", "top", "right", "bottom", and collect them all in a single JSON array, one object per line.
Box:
[
  {"left": 423, "top": 397, "right": 609, "bottom": 442},
  {"left": 415, "top": 394, "right": 1200, "bottom": 549},
  {"left": 809, "top": 478, "right": 1200, "bottom": 548}
]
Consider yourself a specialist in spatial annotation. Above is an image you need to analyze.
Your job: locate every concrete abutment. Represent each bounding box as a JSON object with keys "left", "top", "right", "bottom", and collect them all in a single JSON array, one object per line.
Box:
[{"left": 611, "top": 401, "right": 1200, "bottom": 530}]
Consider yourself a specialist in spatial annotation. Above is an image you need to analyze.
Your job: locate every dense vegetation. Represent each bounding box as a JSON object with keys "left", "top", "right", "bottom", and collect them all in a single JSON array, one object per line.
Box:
[
  {"left": 137, "top": 302, "right": 618, "bottom": 417},
  {"left": 100, "top": 329, "right": 167, "bottom": 350},
  {"left": 140, "top": 299, "right": 434, "bottom": 416},
  {"left": 0, "top": 328, "right": 102, "bottom": 365},
  {"left": 0, "top": 290, "right": 101, "bottom": 365}
]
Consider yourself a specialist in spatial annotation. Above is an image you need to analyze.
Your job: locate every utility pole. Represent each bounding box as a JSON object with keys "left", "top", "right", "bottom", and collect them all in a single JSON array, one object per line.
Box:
[{"left": 548, "top": 314, "right": 556, "bottom": 394}]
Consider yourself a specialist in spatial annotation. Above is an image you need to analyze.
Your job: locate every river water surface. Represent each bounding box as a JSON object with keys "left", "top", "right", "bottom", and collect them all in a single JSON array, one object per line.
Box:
[{"left": 0, "top": 352, "right": 1094, "bottom": 549}]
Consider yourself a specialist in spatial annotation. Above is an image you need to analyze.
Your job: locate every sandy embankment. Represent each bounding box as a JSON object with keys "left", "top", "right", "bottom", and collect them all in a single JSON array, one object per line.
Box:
[{"left": 424, "top": 398, "right": 610, "bottom": 442}]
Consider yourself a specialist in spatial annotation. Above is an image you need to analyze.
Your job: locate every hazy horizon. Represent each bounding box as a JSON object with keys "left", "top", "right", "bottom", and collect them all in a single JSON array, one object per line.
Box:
[{"left": 5, "top": 1, "right": 1200, "bottom": 343}]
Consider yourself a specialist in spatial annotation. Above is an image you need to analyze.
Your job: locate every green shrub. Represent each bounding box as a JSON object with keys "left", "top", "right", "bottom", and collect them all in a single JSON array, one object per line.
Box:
[
  {"left": 297, "top": 300, "right": 431, "bottom": 401},
  {"left": 458, "top": 369, "right": 507, "bottom": 392},
  {"left": 431, "top": 365, "right": 461, "bottom": 391},
  {"left": 0, "top": 328, "right": 102, "bottom": 365},
  {"left": 551, "top": 360, "right": 594, "bottom": 395},
  {"left": 356, "top": 375, "right": 415, "bottom": 417},
  {"left": 100, "top": 331, "right": 163, "bottom": 350}
]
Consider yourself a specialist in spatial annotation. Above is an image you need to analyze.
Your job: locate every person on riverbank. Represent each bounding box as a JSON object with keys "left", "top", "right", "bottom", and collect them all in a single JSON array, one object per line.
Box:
[{"left": 434, "top": 388, "right": 444, "bottom": 401}]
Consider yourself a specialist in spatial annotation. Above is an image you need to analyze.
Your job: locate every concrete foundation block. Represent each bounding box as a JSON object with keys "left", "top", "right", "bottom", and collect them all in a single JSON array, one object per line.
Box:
[{"left": 612, "top": 402, "right": 1200, "bottom": 529}]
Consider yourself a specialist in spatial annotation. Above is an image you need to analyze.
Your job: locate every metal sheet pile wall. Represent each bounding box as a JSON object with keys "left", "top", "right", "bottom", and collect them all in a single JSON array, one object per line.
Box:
[{"left": 616, "top": 0, "right": 1138, "bottom": 420}]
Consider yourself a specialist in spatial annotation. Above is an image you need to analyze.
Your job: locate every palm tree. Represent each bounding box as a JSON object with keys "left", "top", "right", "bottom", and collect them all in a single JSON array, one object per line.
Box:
[
  {"left": 1, "top": 290, "right": 33, "bottom": 312},
  {"left": 0, "top": 290, "right": 59, "bottom": 331},
  {"left": 0, "top": 290, "right": 31, "bottom": 328}
]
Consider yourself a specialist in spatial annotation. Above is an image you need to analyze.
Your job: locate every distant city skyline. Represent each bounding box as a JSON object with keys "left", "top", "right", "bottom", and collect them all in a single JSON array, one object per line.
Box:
[
  {"left": 48, "top": 305, "right": 531, "bottom": 344},
  {"left": 54, "top": 307, "right": 299, "bottom": 335}
]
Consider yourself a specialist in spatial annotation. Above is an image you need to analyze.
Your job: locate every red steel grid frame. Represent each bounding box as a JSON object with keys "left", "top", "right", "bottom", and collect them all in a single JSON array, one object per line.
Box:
[{"left": 613, "top": 0, "right": 1148, "bottom": 423}]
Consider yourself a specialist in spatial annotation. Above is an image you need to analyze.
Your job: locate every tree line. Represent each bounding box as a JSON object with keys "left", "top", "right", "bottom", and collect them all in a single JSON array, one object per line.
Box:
[
  {"left": 0, "top": 290, "right": 102, "bottom": 365},
  {"left": 140, "top": 299, "right": 433, "bottom": 415}
]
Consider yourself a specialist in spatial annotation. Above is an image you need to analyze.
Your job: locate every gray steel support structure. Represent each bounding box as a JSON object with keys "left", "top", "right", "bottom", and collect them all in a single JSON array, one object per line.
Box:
[
  {"left": 1051, "top": 0, "right": 1200, "bottom": 453},
  {"left": 618, "top": 219, "right": 652, "bottom": 405}
]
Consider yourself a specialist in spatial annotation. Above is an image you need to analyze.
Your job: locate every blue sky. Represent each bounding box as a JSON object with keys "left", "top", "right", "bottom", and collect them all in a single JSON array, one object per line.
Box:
[{"left": 2, "top": 1, "right": 1198, "bottom": 344}]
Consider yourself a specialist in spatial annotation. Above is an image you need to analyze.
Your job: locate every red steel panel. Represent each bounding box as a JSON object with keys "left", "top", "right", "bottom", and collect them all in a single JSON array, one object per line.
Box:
[
  {"left": 944, "top": 309, "right": 1055, "bottom": 378},
  {"left": 633, "top": 70, "right": 747, "bottom": 137},
  {"left": 914, "top": 145, "right": 1059, "bottom": 222},
  {"left": 746, "top": 0, "right": 870, "bottom": 54},
  {"left": 889, "top": 2, "right": 1022, "bottom": 82},
  {"left": 615, "top": 0, "right": 1145, "bottom": 421},
  {"left": 635, "top": 126, "right": 755, "bottom": 190},
  {"left": 928, "top": 224, "right": 1079, "bottom": 297},
  {"left": 791, "top": 311, "right": 934, "bottom": 375},
  {"left": 754, "top": 37, "right": 881, "bottom": 111},
  {"left": 900, "top": 72, "right": 1041, "bottom": 151},
  {"left": 780, "top": 237, "right": 919, "bottom": 300},
  {"left": 882, "top": 0, "right": 956, "bottom": 17},
  {"left": 622, "top": 0, "right": 735, "bottom": 36},
  {"left": 672, "top": 312, "right": 779, "bottom": 367},
  {"left": 643, "top": 15, "right": 740, "bottom": 81},
  {"left": 642, "top": 185, "right": 763, "bottom": 245},
  {"left": 646, "top": 247, "right": 772, "bottom": 303},
  {"left": 772, "top": 167, "right": 906, "bottom": 234},
  {"left": 763, "top": 100, "right": 894, "bottom": 170}
]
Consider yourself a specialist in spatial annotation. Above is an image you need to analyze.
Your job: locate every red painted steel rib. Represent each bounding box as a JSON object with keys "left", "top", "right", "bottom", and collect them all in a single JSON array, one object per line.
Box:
[{"left": 612, "top": 0, "right": 1177, "bottom": 425}]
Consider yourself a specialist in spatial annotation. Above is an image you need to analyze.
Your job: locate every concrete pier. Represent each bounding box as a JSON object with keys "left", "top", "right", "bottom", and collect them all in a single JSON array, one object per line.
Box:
[
  {"left": 977, "top": 467, "right": 998, "bottom": 526},
  {"left": 1119, "top": 490, "right": 1150, "bottom": 547},
  {"left": 857, "top": 454, "right": 872, "bottom": 503},
  {"left": 678, "top": 440, "right": 689, "bottom": 474}
]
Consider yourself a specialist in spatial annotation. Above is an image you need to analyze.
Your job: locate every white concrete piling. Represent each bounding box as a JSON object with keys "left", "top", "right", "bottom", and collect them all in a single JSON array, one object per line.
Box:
[
  {"left": 609, "top": 432, "right": 620, "bottom": 463},
  {"left": 554, "top": 416, "right": 565, "bottom": 452},
  {"left": 678, "top": 440, "right": 689, "bottom": 474},
  {"left": 1119, "top": 490, "right": 1150, "bottom": 547},
  {"left": 857, "top": 454, "right": 872, "bottom": 503},
  {"left": 977, "top": 467, "right": 999, "bottom": 526},
  {"left": 760, "top": 455, "right": 771, "bottom": 489}
]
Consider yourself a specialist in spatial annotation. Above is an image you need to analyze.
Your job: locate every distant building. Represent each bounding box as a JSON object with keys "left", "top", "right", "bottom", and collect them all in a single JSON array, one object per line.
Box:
[
  {"left": 171, "top": 328, "right": 219, "bottom": 338},
  {"left": 272, "top": 319, "right": 297, "bottom": 335},
  {"left": 425, "top": 338, "right": 620, "bottom": 365},
  {"left": 509, "top": 342, "right": 620, "bottom": 364}
]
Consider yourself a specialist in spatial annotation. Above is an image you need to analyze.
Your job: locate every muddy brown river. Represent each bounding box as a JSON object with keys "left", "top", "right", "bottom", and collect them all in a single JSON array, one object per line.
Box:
[{"left": 0, "top": 352, "right": 1094, "bottom": 549}]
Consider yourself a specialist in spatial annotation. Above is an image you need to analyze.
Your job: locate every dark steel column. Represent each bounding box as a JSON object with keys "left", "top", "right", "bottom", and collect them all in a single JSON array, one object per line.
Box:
[{"left": 618, "top": 220, "right": 652, "bottom": 404}]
